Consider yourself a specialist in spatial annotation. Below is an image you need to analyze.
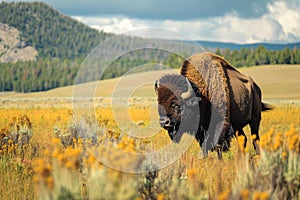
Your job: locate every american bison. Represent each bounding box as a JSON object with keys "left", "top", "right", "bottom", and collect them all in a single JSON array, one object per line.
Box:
[{"left": 155, "top": 52, "right": 271, "bottom": 159}]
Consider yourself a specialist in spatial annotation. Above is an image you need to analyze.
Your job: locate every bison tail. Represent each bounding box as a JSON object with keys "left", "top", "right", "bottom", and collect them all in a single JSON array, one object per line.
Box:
[{"left": 261, "top": 102, "right": 273, "bottom": 111}]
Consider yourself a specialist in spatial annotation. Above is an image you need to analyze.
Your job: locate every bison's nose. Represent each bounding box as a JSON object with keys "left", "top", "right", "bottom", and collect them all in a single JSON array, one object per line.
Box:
[{"left": 159, "top": 117, "right": 171, "bottom": 128}]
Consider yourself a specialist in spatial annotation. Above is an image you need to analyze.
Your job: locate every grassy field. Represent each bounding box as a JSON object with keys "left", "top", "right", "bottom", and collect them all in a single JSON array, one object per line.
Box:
[
  {"left": 240, "top": 65, "right": 300, "bottom": 100},
  {"left": 1, "top": 64, "right": 300, "bottom": 100},
  {"left": 0, "top": 65, "right": 300, "bottom": 199}
]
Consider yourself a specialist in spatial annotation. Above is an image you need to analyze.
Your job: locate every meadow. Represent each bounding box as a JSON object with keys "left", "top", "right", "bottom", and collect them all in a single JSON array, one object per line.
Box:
[
  {"left": 1, "top": 65, "right": 300, "bottom": 99},
  {"left": 0, "top": 65, "right": 300, "bottom": 200}
]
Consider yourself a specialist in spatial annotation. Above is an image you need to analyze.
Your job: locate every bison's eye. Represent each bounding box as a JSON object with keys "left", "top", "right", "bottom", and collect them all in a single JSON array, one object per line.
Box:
[{"left": 171, "top": 102, "right": 181, "bottom": 113}]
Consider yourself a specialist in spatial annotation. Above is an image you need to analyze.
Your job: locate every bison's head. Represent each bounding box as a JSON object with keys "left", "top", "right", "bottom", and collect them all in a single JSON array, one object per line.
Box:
[{"left": 155, "top": 74, "right": 201, "bottom": 143}]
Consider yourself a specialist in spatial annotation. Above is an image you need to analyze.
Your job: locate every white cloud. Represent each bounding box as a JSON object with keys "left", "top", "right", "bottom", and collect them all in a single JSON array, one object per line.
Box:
[
  {"left": 267, "top": 1, "right": 300, "bottom": 40},
  {"left": 72, "top": 1, "right": 300, "bottom": 43},
  {"left": 73, "top": 16, "right": 143, "bottom": 33}
]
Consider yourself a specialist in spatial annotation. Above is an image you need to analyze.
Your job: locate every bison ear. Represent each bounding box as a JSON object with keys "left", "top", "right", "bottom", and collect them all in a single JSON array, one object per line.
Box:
[{"left": 154, "top": 80, "right": 159, "bottom": 95}]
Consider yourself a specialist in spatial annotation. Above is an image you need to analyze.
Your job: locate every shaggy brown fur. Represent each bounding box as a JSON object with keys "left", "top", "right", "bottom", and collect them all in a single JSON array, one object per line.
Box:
[{"left": 180, "top": 52, "right": 232, "bottom": 156}]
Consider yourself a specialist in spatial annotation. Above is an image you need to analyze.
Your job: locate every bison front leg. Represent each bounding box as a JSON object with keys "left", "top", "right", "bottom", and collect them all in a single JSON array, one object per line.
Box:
[
  {"left": 196, "top": 128, "right": 209, "bottom": 158},
  {"left": 237, "top": 129, "right": 247, "bottom": 150},
  {"left": 215, "top": 144, "right": 222, "bottom": 160}
]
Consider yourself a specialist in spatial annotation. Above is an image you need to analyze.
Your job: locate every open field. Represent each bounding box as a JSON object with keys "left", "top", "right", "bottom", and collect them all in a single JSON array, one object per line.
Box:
[
  {"left": 0, "top": 103, "right": 299, "bottom": 199},
  {"left": 0, "top": 65, "right": 300, "bottom": 199},
  {"left": 1, "top": 64, "right": 300, "bottom": 100}
]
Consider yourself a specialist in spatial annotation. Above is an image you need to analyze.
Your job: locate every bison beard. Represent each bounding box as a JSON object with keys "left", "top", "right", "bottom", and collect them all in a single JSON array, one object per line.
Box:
[{"left": 155, "top": 52, "right": 272, "bottom": 159}]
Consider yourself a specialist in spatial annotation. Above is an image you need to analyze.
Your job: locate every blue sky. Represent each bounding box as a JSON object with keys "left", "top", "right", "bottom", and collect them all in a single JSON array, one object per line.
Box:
[{"left": 3, "top": 0, "right": 300, "bottom": 43}]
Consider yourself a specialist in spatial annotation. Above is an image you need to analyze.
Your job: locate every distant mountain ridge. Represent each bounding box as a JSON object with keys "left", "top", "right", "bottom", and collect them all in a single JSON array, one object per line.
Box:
[{"left": 197, "top": 41, "right": 300, "bottom": 51}]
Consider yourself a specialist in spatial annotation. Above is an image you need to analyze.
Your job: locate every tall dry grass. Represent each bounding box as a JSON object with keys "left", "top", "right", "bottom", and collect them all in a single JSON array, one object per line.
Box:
[{"left": 0, "top": 104, "right": 299, "bottom": 199}]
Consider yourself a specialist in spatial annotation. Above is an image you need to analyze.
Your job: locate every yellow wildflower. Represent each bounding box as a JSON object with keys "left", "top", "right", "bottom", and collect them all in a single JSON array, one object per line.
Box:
[
  {"left": 252, "top": 191, "right": 260, "bottom": 200},
  {"left": 46, "top": 176, "right": 54, "bottom": 190},
  {"left": 281, "top": 151, "right": 287, "bottom": 159},
  {"left": 52, "top": 137, "right": 61, "bottom": 145},
  {"left": 217, "top": 189, "right": 231, "bottom": 200},
  {"left": 33, "top": 158, "right": 54, "bottom": 191},
  {"left": 240, "top": 189, "right": 249, "bottom": 200},
  {"left": 237, "top": 135, "right": 245, "bottom": 151},
  {"left": 157, "top": 193, "right": 165, "bottom": 200},
  {"left": 273, "top": 132, "right": 283, "bottom": 151},
  {"left": 51, "top": 148, "right": 60, "bottom": 158},
  {"left": 187, "top": 168, "right": 197, "bottom": 180},
  {"left": 57, "top": 153, "right": 66, "bottom": 162},
  {"left": 260, "top": 192, "right": 270, "bottom": 200},
  {"left": 252, "top": 191, "right": 270, "bottom": 200}
]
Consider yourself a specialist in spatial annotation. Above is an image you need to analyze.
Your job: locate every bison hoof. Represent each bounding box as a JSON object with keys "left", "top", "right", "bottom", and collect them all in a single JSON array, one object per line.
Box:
[{"left": 199, "top": 151, "right": 208, "bottom": 159}]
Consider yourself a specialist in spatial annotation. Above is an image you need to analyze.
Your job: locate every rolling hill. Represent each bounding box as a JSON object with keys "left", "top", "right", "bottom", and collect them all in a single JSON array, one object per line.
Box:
[{"left": 2, "top": 65, "right": 300, "bottom": 100}]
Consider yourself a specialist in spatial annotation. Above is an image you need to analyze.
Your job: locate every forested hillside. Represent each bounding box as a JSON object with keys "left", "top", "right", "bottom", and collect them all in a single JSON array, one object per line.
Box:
[
  {"left": 2, "top": 45, "right": 300, "bottom": 93},
  {"left": 0, "top": 59, "right": 78, "bottom": 92},
  {"left": 0, "top": 2, "right": 110, "bottom": 60},
  {"left": 215, "top": 45, "right": 300, "bottom": 67}
]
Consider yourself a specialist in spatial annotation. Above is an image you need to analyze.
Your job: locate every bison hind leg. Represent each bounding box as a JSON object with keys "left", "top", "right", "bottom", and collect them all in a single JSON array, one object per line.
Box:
[{"left": 250, "top": 122, "right": 261, "bottom": 155}]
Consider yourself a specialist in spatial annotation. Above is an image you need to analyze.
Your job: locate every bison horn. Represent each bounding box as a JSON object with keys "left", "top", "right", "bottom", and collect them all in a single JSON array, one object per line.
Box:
[
  {"left": 154, "top": 80, "right": 159, "bottom": 95},
  {"left": 181, "top": 78, "right": 194, "bottom": 100}
]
